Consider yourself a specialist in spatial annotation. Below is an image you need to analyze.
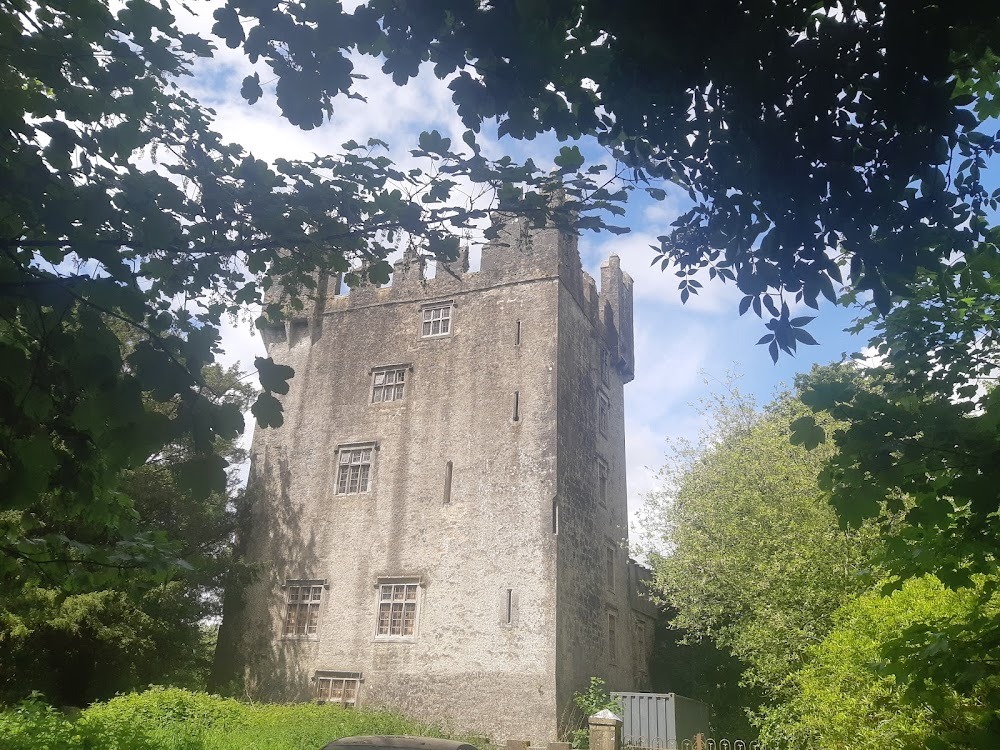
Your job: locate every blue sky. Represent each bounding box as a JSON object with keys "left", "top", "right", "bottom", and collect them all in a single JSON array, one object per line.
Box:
[{"left": 172, "top": 4, "right": 870, "bottom": 527}]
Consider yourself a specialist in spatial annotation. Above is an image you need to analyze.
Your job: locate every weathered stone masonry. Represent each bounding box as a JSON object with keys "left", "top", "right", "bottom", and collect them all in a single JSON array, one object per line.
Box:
[{"left": 226, "top": 214, "right": 656, "bottom": 741}]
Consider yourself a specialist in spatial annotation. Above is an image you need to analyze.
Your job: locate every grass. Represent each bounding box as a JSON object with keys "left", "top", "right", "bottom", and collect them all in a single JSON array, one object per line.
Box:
[{"left": 0, "top": 687, "right": 476, "bottom": 750}]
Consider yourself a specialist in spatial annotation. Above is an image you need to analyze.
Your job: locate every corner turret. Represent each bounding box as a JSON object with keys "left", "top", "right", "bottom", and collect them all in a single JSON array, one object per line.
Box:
[{"left": 600, "top": 254, "right": 635, "bottom": 383}]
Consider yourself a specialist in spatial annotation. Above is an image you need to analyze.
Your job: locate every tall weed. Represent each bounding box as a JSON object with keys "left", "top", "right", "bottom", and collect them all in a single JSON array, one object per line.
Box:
[
  {"left": 0, "top": 688, "right": 473, "bottom": 750},
  {"left": 0, "top": 697, "right": 83, "bottom": 750}
]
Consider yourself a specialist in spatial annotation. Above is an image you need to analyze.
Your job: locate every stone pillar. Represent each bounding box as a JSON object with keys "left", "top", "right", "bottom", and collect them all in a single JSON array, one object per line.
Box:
[{"left": 588, "top": 709, "right": 622, "bottom": 750}]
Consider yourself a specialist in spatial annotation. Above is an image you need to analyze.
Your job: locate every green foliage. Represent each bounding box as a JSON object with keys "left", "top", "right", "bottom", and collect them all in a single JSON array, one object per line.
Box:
[
  {"left": 0, "top": 584, "right": 218, "bottom": 706},
  {"left": 209, "top": 0, "right": 1000, "bottom": 745},
  {"left": 0, "top": 696, "right": 84, "bottom": 750},
  {"left": 649, "top": 620, "right": 759, "bottom": 739},
  {"left": 211, "top": 6, "right": 1000, "bottom": 735},
  {"left": 8, "top": 3, "right": 1000, "bottom": 739},
  {"left": 0, "top": 688, "right": 465, "bottom": 750},
  {"left": 205, "top": 30, "right": 1000, "bottom": 730},
  {"left": 217, "top": 1, "right": 1000, "bottom": 348},
  {"left": 758, "top": 576, "right": 993, "bottom": 750},
  {"left": 795, "top": 289, "right": 1000, "bottom": 746},
  {"left": 570, "top": 678, "right": 620, "bottom": 749},
  {"left": 201, "top": 701, "right": 460, "bottom": 750},
  {"left": 0, "top": 363, "right": 255, "bottom": 704},
  {"left": 643, "top": 367, "right": 882, "bottom": 709},
  {"left": 2, "top": 0, "right": 632, "bottom": 593}
]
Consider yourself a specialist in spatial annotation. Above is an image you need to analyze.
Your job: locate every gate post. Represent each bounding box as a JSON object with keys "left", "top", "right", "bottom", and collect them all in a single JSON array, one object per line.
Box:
[{"left": 589, "top": 709, "right": 623, "bottom": 750}]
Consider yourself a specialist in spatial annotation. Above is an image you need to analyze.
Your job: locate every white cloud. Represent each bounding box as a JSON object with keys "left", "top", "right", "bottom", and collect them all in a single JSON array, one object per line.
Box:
[
  {"left": 584, "top": 230, "right": 743, "bottom": 315},
  {"left": 216, "top": 310, "right": 265, "bottom": 372},
  {"left": 623, "top": 318, "right": 712, "bottom": 530}
]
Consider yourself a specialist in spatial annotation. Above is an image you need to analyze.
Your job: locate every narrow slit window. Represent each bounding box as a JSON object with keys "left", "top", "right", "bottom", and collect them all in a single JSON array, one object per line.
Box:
[
  {"left": 443, "top": 460, "right": 453, "bottom": 504},
  {"left": 505, "top": 589, "right": 513, "bottom": 625},
  {"left": 552, "top": 497, "right": 559, "bottom": 534},
  {"left": 514, "top": 320, "right": 521, "bottom": 346},
  {"left": 598, "top": 459, "right": 609, "bottom": 506},
  {"left": 512, "top": 391, "right": 520, "bottom": 422},
  {"left": 608, "top": 612, "right": 618, "bottom": 664},
  {"left": 598, "top": 392, "right": 610, "bottom": 436}
]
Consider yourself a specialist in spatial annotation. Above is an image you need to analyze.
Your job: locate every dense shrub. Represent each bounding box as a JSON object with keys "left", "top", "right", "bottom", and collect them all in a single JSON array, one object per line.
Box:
[
  {"left": 757, "top": 576, "right": 983, "bottom": 750},
  {"left": 77, "top": 687, "right": 244, "bottom": 750},
  {"left": 0, "top": 687, "right": 469, "bottom": 750},
  {"left": 200, "top": 701, "right": 458, "bottom": 750},
  {"left": 0, "top": 697, "right": 83, "bottom": 750}
]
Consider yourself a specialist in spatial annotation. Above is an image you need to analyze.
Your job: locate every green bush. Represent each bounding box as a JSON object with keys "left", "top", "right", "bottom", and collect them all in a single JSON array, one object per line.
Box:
[
  {"left": 201, "top": 701, "right": 456, "bottom": 750},
  {"left": 757, "top": 576, "right": 980, "bottom": 750},
  {"left": 0, "top": 696, "right": 84, "bottom": 750},
  {"left": 77, "top": 687, "right": 244, "bottom": 750},
  {"left": 570, "top": 678, "right": 621, "bottom": 749},
  {"left": 0, "top": 687, "right": 471, "bottom": 750}
]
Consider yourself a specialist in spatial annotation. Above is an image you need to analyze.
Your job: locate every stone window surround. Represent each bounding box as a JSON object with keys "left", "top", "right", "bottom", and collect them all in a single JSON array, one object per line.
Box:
[
  {"left": 373, "top": 575, "right": 424, "bottom": 642},
  {"left": 370, "top": 363, "right": 412, "bottom": 404},
  {"left": 500, "top": 586, "right": 519, "bottom": 628},
  {"left": 598, "top": 390, "right": 610, "bottom": 436},
  {"left": 280, "top": 578, "right": 328, "bottom": 640},
  {"left": 314, "top": 670, "right": 362, "bottom": 707},
  {"left": 443, "top": 460, "right": 453, "bottom": 504},
  {"left": 336, "top": 441, "right": 376, "bottom": 495},
  {"left": 420, "top": 300, "right": 454, "bottom": 339}
]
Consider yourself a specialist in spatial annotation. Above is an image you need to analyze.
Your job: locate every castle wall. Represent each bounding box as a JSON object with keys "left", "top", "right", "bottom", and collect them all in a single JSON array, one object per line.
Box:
[
  {"left": 233, "top": 212, "right": 649, "bottom": 743},
  {"left": 553, "top": 259, "right": 636, "bottom": 728},
  {"left": 240, "top": 245, "right": 568, "bottom": 741}
]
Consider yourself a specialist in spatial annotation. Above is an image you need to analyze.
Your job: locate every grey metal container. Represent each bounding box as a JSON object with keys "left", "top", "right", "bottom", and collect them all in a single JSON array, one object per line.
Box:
[{"left": 612, "top": 692, "right": 711, "bottom": 750}]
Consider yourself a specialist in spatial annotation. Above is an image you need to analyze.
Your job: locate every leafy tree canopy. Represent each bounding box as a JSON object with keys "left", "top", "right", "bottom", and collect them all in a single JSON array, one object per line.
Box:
[
  {"left": 643, "top": 367, "right": 883, "bottom": 706},
  {"left": 8, "top": 4, "right": 1000, "bottom": 729},
  {"left": 2, "top": 0, "right": 625, "bottom": 584},
  {"left": 218, "top": 0, "right": 1000, "bottom": 355},
  {"left": 759, "top": 575, "right": 998, "bottom": 750},
  {"left": 789, "top": 314, "right": 1000, "bottom": 747},
  {"left": 199, "top": 2, "right": 1000, "bottom": 741},
  {"left": 0, "top": 363, "right": 255, "bottom": 704}
]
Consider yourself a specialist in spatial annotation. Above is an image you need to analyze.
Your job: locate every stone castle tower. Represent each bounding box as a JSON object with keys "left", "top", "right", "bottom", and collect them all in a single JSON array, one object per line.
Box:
[{"left": 223, "top": 211, "right": 656, "bottom": 741}]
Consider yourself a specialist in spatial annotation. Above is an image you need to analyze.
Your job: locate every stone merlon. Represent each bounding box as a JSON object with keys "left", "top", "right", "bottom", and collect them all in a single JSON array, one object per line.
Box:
[
  {"left": 599, "top": 255, "right": 635, "bottom": 384},
  {"left": 260, "top": 212, "right": 633, "bottom": 371}
]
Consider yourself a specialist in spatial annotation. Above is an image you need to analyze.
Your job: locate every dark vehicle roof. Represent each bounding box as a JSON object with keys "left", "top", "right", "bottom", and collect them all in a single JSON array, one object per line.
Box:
[{"left": 322, "top": 736, "right": 478, "bottom": 750}]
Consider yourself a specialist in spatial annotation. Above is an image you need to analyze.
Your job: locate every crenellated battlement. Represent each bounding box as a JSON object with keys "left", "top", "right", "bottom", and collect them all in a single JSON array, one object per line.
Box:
[{"left": 261, "top": 208, "right": 634, "bottom": 382}]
